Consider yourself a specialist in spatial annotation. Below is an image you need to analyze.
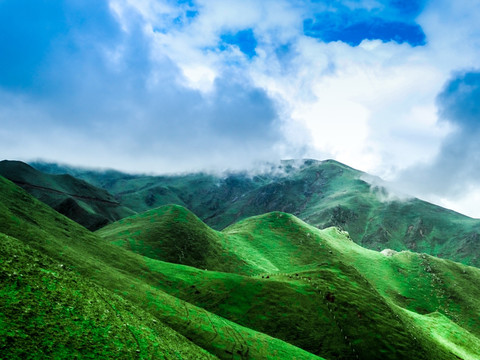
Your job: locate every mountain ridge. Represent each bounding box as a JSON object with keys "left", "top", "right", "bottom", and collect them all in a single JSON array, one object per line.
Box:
[
  {"left": 29, "top": 158, "right": 480, "bottom": 267},
  {"left": 0, "top": 160, "right": 135, "bottom": 230},
  {"left": 0, "top": 175, "right": 324, "bottom": 359},
  {"left": 97, "top": 202, "right": 480, "bottom": 359}
]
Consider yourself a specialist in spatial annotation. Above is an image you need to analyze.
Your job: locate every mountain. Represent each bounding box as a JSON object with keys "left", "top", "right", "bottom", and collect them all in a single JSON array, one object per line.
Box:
[
  {"left": 0, "top": 175, "right": 323, "bottom": 359},
  {"left": 32, "top": 159, "right": 480, "bottom": 267},
  {"left": 0, "top": 160, "right": 135, "bottom": 230},
  {"left": 3, "top": 175, "right": 480, "bottom": 358}
]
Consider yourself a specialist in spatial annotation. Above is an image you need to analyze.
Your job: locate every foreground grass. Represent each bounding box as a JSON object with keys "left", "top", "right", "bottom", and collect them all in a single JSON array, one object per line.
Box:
[
  {"left": 0, "top": 176, "right": 322, "bottom": 359},
  {"left": 0, "top": 234, "right": 211, "bottom": 359}
]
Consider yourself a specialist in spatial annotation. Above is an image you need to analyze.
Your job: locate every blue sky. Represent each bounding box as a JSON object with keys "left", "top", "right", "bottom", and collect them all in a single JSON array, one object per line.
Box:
[{"left": 1, "top": 0, "right": 480, "bottom": 217}]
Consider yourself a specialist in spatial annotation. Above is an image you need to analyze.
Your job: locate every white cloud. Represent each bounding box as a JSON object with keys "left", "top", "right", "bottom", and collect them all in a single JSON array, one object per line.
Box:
[
  {"left": 248, "top": 36, "right": 450, "bottom": 174},
  {"left": 3, "top": 0, "right": 480, "bottom": 216},
  {"left": 437, "top": 188, "right": 480, "bottom": 218}
]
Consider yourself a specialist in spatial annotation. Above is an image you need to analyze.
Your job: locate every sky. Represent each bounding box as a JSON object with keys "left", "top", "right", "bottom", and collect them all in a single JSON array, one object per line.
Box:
[{"left": 1, "top": 0, "right": 480, "bottom": 217}]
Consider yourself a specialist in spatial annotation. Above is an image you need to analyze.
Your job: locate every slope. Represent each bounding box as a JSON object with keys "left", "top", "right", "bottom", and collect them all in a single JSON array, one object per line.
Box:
[
  {"left": 0, "top": 233, "right": 214, "bottom": 359},
  {"left": 0, "top": 160, "right": 135, "bottom": 230},
  {"left": 30, "top": 159, "right": 480, "bottom": 267},
  {"left": 226, "top": 213, "right": 480, "bottom": 359},
  {"left": 98, "top": 206, "right": 480, "bottom": 360},
  {"left": 97, "top": 204, "right": 253, "bottom": 274},
  {"left": 0, "top": 176, "right": 323, "bottom": 360}
]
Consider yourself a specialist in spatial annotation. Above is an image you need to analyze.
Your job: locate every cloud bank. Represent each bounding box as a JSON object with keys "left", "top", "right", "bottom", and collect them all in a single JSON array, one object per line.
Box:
[
  {"left": 1, "top": 0, "right": 480, "bottom": 216},
  {"left": 0, "top": 0, "right": 286, "bottom": 172}
]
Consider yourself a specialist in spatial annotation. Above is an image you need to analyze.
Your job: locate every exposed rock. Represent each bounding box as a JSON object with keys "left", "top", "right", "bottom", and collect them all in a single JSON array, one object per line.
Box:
[{"left": 381, "top": 249, "right": 397, "bottom": 257}]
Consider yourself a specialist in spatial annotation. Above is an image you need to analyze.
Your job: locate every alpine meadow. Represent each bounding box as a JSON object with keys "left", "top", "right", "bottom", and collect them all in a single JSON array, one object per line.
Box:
[
  {"left": 2, "top": 0, "right": 480, "bottom": 359},
  {"left": 1, "top": 159, "right": 480, "bottom": 359}
]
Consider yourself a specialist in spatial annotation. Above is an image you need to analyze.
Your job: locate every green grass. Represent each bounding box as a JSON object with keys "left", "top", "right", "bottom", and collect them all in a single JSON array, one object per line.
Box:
[
  {"left": 398, "top": 308, "right": 480, "bottom": 360},
  {"left": 0, "top": 160, "right": 135, "bottom": 230},
  {"left": 97, "top": 205, "right": 480, "bottom": 359},
  {"left": 3, "top": 167, "right": 480, "bottom": 359},
  {"left": 97, "top": 205, "right": 252, "bottom": 274},
  {"left": 0, "top": 234, "right": 210, "bottom": 360},
  {"left": 0, "top": 176, "right": 323, "bottom": 359}
]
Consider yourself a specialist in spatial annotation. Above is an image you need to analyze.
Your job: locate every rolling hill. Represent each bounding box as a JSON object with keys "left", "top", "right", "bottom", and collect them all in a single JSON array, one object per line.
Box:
[
  {"left": 0, "top": 175, "right": 325, "bottom": 359},
  {"left": 32, "top": 159, "right": 480, "bottom": 267},
  {"left": 97, "top": 204, "right": 480, "bottom": 359},
  {"left": 0, "top": 160, "right": 135, "bottom": 230},
  {"left": 2, "top": 174, "right": 480, "bottom": 358}
]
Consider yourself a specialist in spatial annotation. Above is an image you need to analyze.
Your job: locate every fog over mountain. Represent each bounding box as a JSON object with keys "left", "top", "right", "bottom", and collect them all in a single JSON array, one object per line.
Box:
[{"left": 1, "top": 0, "right": 480, "bottom": 216}]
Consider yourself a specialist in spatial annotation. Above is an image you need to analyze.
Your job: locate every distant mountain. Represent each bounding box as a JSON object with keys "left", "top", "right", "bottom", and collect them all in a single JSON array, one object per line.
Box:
[
  {"left": 0, "top": 160, "right": 134, "bottom": 230},
  {"left": 31, "top": 159, "right": 480, "bottom": 267},
  {"left": 2, "top": 175, "right": 480, "bottom": 359}
]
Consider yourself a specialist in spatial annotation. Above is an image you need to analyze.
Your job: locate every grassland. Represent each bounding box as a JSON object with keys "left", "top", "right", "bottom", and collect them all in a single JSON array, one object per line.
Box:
[
  {"left": 3, "top": 169, "right": 480, "bottom": 359},
  {"left": 98, "top": 204, "right": 480, "bottom": 359},
  {"left": 0, "top": 176, "right": 323, "bottom": 359}
]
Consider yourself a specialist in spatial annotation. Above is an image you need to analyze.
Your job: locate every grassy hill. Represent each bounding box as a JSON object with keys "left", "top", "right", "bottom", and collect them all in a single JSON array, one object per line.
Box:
[
  {"left": 97, "top": 204, "right": 253, "bottom": 274},
  {"left": 32, "top": 159, "right": 480, "bottom": 267},
  {"left": 0, "top": 175, "right": 324, "bottom": 359},
  {"left": 98, "top": 205, "right": 480, "bottom": 359},
  {"left": 0, "top": 233, "right": 213, "bottom": 359},
  {"left": 0, "top": 160, "right": 135, "bottom": 230},
  {"left": 2, "top": 172, "right": 480, "bottom": 358}
]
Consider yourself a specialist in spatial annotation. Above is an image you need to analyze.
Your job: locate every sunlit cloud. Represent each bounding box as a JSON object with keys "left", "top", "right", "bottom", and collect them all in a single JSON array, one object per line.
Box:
[{"left": 1, "top": 0, "right": 480, "bottom": 216}]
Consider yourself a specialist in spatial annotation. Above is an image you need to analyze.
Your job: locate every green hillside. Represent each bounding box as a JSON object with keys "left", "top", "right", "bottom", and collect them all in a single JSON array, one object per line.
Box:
[
  {"left": 0, "top": 160, "right": 135, "bottom": 230},
  {"left": 97, "top": 204, "right": 253, "bottom": 274},
  {"left": 31, "top": 159, "right": 480, "bottom": 267},
  {"left": 2, "top": 172, "right": 480, "bottom": 358},
  {"left": 0, "top": 233, "right": 213, "bottom": 359},
  {"left": 0, "top": 175, "right": 323, "bottom": 359},
  {"left": 98, "top": 205, "right": 480, "bottom": 359}
]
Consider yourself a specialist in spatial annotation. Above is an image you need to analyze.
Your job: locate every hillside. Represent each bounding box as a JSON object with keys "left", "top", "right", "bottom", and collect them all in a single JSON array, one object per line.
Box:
[
  {"left": 97, "top": 204, "right": 253, "bottom": 274},
  {"left": 2, "top": 174, "right": 480, "bottom": 358},
  {"left": 0, "top": 175, "right": 324, "bottom": 359},
  {"left": 0, "top": 160, "right": 135, "bottom": 230},
  {"left": 32, "top": 159, "right": 480, "bottom": 267},
  {"left": 98, "top": 205, "right": 480, "bottom": 359}
]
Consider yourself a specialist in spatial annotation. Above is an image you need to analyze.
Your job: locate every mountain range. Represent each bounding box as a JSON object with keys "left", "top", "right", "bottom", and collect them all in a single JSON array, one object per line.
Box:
[
  {"left": 28, "top": 159, "right": 480, "bottom": 267},
  {"left": 1, "top": 158, "right": 480, "bottom": 359}
]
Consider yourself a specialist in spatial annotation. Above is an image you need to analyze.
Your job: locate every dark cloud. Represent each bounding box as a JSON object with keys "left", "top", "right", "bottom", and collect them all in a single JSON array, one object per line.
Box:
[
  {"left": 0, "top": 0, "right": 282, "bottom": 171},
  {"left": 395, "top": 70, "right": 480, "bottom": 196},
  {"left": 437, "top": 72, "right": 480, "bottom": 131}
]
